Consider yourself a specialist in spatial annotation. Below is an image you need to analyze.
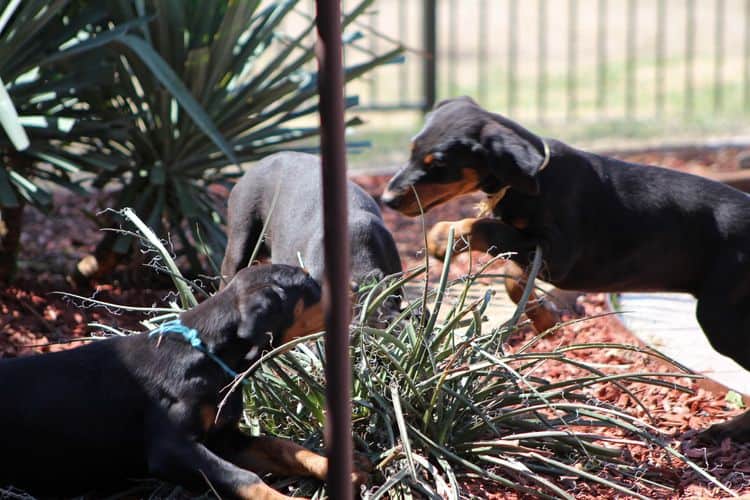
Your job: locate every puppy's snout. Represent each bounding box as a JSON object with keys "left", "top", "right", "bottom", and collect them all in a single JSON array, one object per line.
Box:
[{"left": 380, "top": 188, "right": 403, "bottom": 209}]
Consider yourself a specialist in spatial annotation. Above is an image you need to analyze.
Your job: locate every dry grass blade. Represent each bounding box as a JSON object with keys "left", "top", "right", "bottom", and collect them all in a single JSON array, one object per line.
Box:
[{"left": 121, "top": 207, "right": 197, "bottom": 308}]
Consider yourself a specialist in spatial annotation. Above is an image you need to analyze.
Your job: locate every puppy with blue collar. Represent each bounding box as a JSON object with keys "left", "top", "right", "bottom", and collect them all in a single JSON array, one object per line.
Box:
[{"left": 0, "top": 264, "right": 368, "bottom": 499}]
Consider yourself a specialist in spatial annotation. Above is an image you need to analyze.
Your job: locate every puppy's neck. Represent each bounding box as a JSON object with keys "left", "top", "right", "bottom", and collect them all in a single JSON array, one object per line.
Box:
[
  {"left": 476, "top": 139, "right": 551, "bottom": 217},
  {"left": 476, "top": 186, "right": 510, "bottom": 217},
  {"left": 180, "top": 299, "right": 240, "bottom": 353}
]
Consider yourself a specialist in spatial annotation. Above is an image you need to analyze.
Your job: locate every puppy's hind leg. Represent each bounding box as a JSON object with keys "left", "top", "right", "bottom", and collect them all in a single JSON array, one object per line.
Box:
[
  {"left": 695, "top": 298, "right": 750, "bottom": 371},
  {"left": 427, "top": 218, "right": 558, "bottom": 331},
  {"left": 147, "top": 434, "right": 304, "bottom": 500},
  {"left": 693, "top": 266, "right": 750, "bottom": 443},
  {"left": 504, "top": 260, "right": 560, "bottom": 333}
]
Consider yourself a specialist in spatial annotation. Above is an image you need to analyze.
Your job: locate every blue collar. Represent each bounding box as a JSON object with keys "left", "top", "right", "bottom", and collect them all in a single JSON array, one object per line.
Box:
[{"left": 149, "top": 319, "right": 242, "bottom": 381}]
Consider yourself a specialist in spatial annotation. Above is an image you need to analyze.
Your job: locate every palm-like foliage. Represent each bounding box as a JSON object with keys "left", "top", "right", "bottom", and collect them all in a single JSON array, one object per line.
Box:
[
  {"left": 0, "top": 1, "right": 138, "bottom": 280},
  {"left": 81, "top": 0, "right": 403, "bottom": 275}
]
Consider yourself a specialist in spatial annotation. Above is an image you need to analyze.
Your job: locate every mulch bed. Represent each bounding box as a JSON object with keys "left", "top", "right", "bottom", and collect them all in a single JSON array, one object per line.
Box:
[{"left": 4, "top": 146, "right": 750, "bottom": 498}]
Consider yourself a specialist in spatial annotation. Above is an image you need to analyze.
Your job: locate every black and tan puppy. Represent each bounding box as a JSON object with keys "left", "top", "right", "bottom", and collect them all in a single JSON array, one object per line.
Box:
[
  {"left": 221, "top": 152, "right": 404, "bottom": 324},
  {"left": 382, "top": 96, "right": 750, "bottom": 441},
  {"left": 0, "top": 264, "right": 367, "bottom": 499}
]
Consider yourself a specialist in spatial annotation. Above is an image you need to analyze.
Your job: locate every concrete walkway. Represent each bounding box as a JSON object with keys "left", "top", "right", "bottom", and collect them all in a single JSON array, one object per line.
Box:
[
  {"left": 402, "top": 278, "right": 555, "bottom": 331},
  {"left": 614, "top": 292, "right": 750, "bottom": 396}
]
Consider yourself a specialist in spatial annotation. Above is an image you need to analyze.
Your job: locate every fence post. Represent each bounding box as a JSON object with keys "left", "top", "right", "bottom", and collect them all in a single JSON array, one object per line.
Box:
[
  {"left": 314, "top": 0, "right": 353, "bottom": 499},
  {"left": 423, "top": 0, "right": 437, "bottom": 113}
]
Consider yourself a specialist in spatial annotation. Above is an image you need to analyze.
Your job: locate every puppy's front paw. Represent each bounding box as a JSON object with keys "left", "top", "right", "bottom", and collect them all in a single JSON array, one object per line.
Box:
[
  {"left": 426, "top": 221, "right": 453, "bottom": 260},
  {"left": 426, "top": 219, "right": 474, "bottom": 260}
]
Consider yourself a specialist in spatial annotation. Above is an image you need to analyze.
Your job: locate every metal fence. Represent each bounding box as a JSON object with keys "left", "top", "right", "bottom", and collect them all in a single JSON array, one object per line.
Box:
[{"left": 353, "top": 0, "right": 750, "bottom": 127}]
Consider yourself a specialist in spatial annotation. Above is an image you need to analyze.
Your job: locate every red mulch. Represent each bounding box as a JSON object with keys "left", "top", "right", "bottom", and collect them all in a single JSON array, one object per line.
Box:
[
  {"left": 3, "top": 146, "right": 750, "bottom": 498},
  {"left": 1, "top": 192, "right": 175, "bottom": 357}
]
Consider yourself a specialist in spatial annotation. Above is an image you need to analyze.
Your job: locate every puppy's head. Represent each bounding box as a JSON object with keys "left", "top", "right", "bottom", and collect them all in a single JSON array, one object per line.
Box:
[
  {"left": 381, "top": 96, "right": 547, "bottom": 216},
  {"left": 183, "top": 264, "right": 324, "bottom": 358},
  {"left": 232, "top": 265, "right": 325, "bottom": 348}
]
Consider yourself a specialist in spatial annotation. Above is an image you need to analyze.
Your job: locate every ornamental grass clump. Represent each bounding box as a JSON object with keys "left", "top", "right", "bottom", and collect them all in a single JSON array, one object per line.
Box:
[
  {"left": 235, "top": 236, "right": 729, "bottom": 498},
  {"left": 61, "top": 215, "right": 732, "bottom": 499}
]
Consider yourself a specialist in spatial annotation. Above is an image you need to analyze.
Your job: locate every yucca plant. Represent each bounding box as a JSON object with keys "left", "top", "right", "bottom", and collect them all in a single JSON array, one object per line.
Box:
[
  {"left": 41, "top": 213, "right": 735, "bottom": 499},
  {"left": 0, "top": 0, "right": 142, "bottom": 281},
  {"left": 236, "top": 239, "right": 732, "bottom": 499},
  {"left": 75, "top": 0, "right": 403, "bottom": 278}
]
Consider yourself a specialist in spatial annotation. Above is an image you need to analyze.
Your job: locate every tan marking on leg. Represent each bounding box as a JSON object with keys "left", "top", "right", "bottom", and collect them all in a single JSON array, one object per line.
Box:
[
  {"left": 503, "top": 261, "right": 559, "bottom": 332},
  {"left": 233, "top": 436, "right": 327, "bottom": 479},
  {"left": 232, "top": 436, "right": 369, "bottom": 488}
]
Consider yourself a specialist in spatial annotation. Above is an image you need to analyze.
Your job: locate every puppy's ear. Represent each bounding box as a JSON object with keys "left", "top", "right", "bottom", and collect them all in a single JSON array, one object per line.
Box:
[
  {"left": 455, "top": 137, "right": 487, "bottom": 155},
  {"left": 236, "top": 287, "right": 284, "bottom": 345},
  {"left": 433, "top": 95, "right": 478, "bottom": 110},
  {"left": 479, "top": 121, "right": 544, "bottom": 196},
  {"left": 433, "top": 137, "right": 487, "bottom": 161}
]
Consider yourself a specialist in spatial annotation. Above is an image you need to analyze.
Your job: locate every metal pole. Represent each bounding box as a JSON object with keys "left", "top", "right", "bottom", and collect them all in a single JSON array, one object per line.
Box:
[
  {"left": 423, "top": 0, "right": 437, "bottom": 113},
  {"left": 314, "top": 1, "right": 353, "bottom": 499}
]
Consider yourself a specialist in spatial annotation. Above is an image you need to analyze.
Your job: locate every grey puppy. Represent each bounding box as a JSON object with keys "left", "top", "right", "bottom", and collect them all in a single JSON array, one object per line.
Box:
[{"left": 221, "top": 152, "right": 404, "bottom": 324}]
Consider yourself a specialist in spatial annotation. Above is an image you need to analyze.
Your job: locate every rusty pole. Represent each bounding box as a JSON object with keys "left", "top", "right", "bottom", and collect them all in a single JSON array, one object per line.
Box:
[{"left": 315, "top": 1, "right": 353, "bottom": 499}]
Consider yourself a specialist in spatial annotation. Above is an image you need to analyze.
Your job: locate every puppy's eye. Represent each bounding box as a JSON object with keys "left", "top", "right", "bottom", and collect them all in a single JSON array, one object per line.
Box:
[{"left": 424, "top": 152, "right": 447, "bottom": 168}]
